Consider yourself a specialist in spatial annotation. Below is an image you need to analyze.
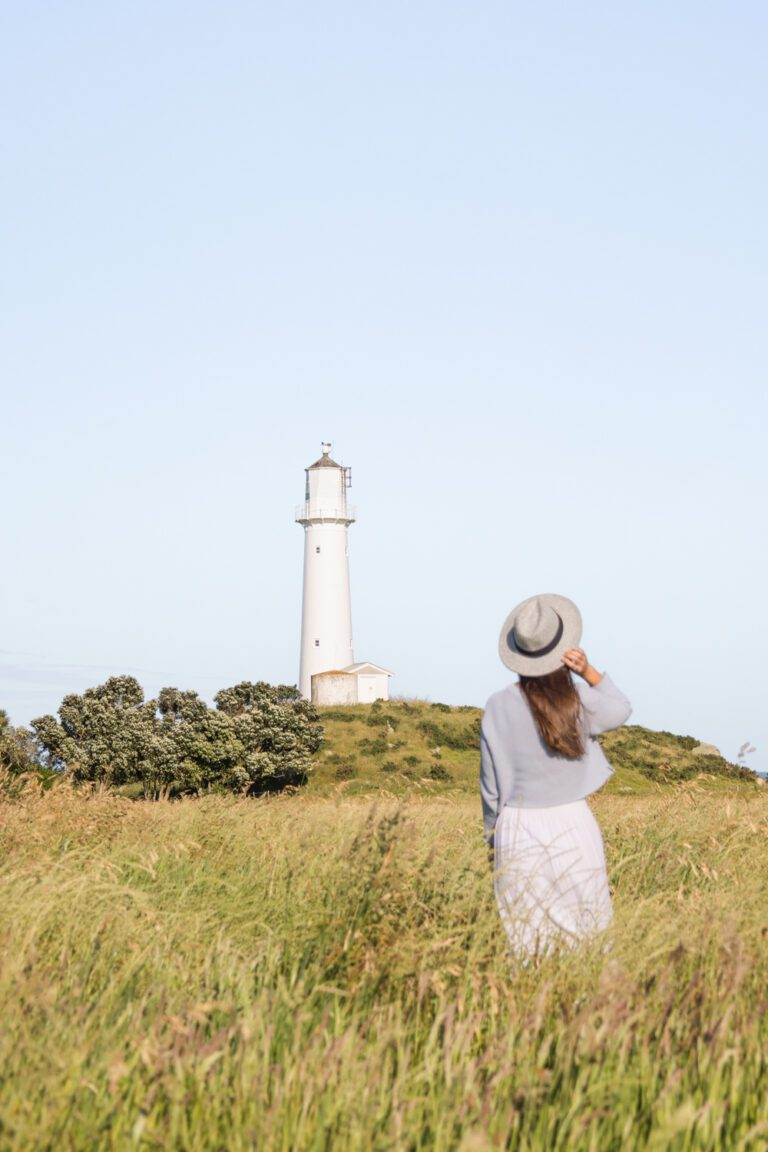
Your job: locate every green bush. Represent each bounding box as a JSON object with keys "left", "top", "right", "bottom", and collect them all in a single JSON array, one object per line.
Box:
[
  {"left": 657, "top": 730, "right": 698, "bottom": 751},
  {"left": 366, "top": 712, "right": 399, "bottom": 730},
  {"left": 366, "top": 713, "right": 388, "bottom": 728},
  {"left": 428, "top": 762, "right": 452, "bottom": 782},
  {"left": 358, "top": 737, "right": 389, "bottom": 757},
  {"left": 417, "top": 718, "right": 480, "bottom": 751}
]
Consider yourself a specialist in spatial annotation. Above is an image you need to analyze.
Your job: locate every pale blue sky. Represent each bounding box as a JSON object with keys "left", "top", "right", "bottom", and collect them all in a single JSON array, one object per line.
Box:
[{"left": 1, "top": 2, "right": 766, "bottom": 772}]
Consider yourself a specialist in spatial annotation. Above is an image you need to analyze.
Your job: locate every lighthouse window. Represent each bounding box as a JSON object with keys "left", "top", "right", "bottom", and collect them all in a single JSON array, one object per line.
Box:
[
  {"left": 314, "top": 639, "right": 320, "bottom": 647},
  {"left": 316, "top": 546, "right": 321, "bottom": 553}
]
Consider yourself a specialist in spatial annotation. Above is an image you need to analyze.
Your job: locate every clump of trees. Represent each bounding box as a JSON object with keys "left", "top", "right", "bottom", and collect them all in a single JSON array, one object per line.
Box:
[{"left": 30, "top": 676, "right": 322, "bottom": 797}]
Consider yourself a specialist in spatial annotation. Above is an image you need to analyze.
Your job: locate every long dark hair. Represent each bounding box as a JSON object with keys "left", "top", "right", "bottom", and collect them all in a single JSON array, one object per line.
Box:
[{"left": 519, "top": 666, "right": 585, "bottom": 759}]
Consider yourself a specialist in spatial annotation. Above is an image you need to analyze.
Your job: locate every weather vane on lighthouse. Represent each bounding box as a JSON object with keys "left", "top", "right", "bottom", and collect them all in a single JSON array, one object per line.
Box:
[{"left": 295, "top": 443, "right": 392, "bottom": 705}]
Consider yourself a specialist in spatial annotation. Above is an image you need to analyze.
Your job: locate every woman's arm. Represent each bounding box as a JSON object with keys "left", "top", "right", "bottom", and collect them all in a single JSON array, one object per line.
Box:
[
  {"left": 563, "top": 648, "right": 633, "bottom": 734},
  {"left": 479, "top": 726, "right": 499, "bottom": 847}
]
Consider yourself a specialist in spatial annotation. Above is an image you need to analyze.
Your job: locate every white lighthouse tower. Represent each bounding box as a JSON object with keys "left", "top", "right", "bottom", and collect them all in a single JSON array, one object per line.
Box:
[{"left": 295, "top": 444, "right": 392, "bottom": 704}]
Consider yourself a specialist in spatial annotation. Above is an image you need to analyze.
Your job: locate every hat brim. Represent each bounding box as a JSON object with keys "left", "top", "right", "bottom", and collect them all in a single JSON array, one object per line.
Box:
[{"left": 498, "top": 593, "right": 582, "bottom": 677}]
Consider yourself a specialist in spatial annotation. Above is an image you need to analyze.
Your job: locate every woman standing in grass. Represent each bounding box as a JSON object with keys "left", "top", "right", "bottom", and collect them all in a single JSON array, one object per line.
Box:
[{"left": 480, "top": 593, "right": 632, "bottom": 957}]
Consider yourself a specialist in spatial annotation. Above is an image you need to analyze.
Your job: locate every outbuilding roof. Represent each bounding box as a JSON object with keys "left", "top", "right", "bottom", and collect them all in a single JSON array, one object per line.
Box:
[{"left": 313, "top": 663, "right": 394, "bottom": 678}]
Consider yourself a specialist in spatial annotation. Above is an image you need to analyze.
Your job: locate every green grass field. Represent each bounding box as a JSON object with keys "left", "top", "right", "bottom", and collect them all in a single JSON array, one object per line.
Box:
[{"left": 2, "top": 765, "right": 767, "bottom": 1149}]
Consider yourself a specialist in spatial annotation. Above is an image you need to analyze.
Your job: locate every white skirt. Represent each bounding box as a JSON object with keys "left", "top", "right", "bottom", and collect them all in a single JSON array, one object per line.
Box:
[{"left": 493, "top": 799, "right": 612, "bottom": 958}]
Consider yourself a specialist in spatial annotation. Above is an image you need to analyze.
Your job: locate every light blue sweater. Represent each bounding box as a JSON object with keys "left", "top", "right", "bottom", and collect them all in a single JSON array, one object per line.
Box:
[{"left": 479, "top": 674, "right": 632, "bottom": 844}]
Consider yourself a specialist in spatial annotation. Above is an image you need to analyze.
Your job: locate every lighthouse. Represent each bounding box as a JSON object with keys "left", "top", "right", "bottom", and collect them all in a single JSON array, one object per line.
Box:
[{"left": 295, "top": 444, "right": 392, "bottom": 704}]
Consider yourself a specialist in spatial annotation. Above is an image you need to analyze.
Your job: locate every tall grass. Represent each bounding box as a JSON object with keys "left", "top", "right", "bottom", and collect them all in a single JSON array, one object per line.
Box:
[{"left": 1, "top": 777, "right": 767, "bottom": 1149}]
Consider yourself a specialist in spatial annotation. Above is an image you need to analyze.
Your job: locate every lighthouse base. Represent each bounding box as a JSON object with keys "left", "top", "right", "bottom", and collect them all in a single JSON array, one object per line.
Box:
[{"left": 311, "top": 662, "right": 392, "bottom": 706}]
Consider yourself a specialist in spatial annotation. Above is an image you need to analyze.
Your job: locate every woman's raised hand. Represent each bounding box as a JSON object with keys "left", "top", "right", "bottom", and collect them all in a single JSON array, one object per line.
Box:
[{"left": 562, "top": 648, "right": 603, "bottom": 686}]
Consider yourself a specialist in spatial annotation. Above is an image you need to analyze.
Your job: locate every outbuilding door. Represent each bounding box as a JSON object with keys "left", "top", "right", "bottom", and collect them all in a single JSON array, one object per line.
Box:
[{"left": 357, "top": 674, "right": 387, "bottom": 702}]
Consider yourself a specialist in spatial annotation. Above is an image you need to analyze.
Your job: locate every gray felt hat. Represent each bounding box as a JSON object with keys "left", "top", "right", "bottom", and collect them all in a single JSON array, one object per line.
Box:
[{"left": 498, "top": 593, "right": 582, "bottom": 677}]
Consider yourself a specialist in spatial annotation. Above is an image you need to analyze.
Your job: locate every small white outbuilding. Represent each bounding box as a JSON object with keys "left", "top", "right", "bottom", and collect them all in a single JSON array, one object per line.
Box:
[{"left": 311, "top": 662, "right": 393, "bottom": 706}]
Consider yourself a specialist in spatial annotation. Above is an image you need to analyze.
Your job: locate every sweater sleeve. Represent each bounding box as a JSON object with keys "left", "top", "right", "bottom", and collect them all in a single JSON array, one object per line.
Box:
[
  {"left": 479, "top": 725, "right": 499, "bottom": 846},
  {"left": 580, "top": 673, "right": 632, "bottom": 735}
]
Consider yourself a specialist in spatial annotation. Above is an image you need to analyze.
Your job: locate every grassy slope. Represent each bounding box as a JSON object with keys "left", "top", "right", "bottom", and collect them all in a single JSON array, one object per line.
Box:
[
  {"left": 1, "top": 782, "right": 767, "bottom": 1150},
  {"left": 308, "top": 698, "right": 759, "bottom": 798}
]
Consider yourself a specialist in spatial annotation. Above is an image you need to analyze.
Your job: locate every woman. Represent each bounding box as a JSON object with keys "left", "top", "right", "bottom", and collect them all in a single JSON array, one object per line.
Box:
[{"left": 480, "top": 593, "right": 631, "bottom": 958}]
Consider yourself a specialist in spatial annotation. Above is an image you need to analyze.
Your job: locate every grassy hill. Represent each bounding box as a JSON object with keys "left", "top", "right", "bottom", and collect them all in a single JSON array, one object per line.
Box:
[{"left": 308, "top": 698, "right": 759, "bottom": 797}]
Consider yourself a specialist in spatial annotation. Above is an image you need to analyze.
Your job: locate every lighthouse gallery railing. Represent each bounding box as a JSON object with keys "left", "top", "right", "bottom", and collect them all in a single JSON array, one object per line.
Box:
[{"left": 294, "top": 502, "right": 357, "bottom": 524}]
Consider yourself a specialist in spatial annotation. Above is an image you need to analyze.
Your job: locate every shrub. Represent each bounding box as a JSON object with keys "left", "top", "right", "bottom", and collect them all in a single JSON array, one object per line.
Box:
[
  {"left": 366, "top": 712, "right": 399, "bottom": 730},
  {"left": 428, "top": 762, "right": 452, "bottom": 782},
  {"left": 333, "top": 763, "right": 357, "bottom": 780},
  {"left": 657, "top": 730, "right": 698, "bottom": 751},
  {"left": 417, "top": 718, "right": 480, "bottom": 751},
  {"left": 429, "top": 702, "right": 451, "bottom": 712},
  {"left": 403, "top": 755, "right": 421, "bottom": 769},
  {"left": 693, "top": 755, "right": 755, "bottom": 782},
  {"left": 381, "top": 761, "right": 398, "bottom": 774},
  {"left": 358, "top": 737, "right": 389, "bottom": 757}
]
